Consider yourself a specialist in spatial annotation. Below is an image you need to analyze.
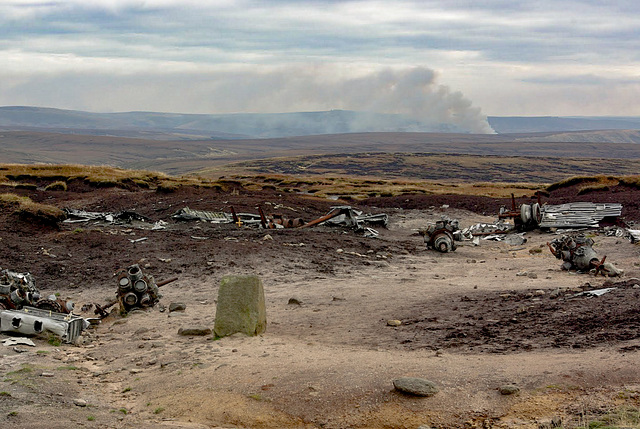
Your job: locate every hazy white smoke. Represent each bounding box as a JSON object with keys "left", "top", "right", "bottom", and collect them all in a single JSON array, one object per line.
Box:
[
  {"left": 207, "top": 66, "right": 494, "bottom": 134},
  {"left": 0, "top": 64, "right": 494, "bottom": 133}
]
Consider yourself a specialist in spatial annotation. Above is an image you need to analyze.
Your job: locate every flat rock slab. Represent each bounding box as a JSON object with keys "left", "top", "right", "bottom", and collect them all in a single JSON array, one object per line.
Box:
[{"left": 393, "top": 377, "right": 439, "bottom": 397}]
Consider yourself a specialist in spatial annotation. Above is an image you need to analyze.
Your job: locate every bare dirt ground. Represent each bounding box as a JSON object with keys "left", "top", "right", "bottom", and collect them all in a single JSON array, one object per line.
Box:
[{"left": 1, "top": 184, "right": 640, "bottom": 429}]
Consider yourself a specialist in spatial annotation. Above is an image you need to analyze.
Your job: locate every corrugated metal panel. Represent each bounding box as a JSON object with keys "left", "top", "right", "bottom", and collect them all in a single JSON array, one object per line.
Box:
[{"left": 539, "top": 202, "right": 622, "bottom": 228}]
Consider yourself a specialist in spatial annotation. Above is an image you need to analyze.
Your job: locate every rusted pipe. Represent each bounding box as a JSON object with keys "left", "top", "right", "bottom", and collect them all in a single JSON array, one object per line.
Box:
[
  {"left": 299, "top": 208, "right": 341, "bottom": 229},
  {"left": 157, "top": 277, "right": 178, "bottom": 287}
]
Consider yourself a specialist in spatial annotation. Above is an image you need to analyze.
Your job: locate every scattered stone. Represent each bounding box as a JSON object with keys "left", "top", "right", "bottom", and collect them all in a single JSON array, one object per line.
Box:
[
  {"left": 498, "top": 384, "right": 520, "bottom": 395},
  {"left": 178, "top": 327, "right": 212, "bottom": 336},
  {"left": 288, "top": 298, "right": 303, "bottom": 306},
  {"left": 602, "top": 262, "right": 623, "bottom": 277},
  {"left": 12, "top": 347, "right": 27, "bottom": 353},
  {"left": 516, "top": 271, "right": 528, "bottom": 277},
  {"left": 169, "top": 302, "right": 187, "bottom": 313},
  {"left": 534, "top": 289, "right": 545, "bottom": 296},
  {"left": 214, "top": 275, "right": 267, "bottom": 338},
  {"left": 73, "top": 398, "right": 87, "bottom": 407},
  {"left": 549, "top": 288, "right": 562, "bottom": 299},
  {"left": 393, "top": 377, "right": 439, "bottom": 397},
  {"left": 387, "top": 320, "right": 402, "bottom": 327},
  {"left": 41, "top": 372, "right": 55, "bottom": 377},
  {"left": 537, "top": 417, "right": 563, "bottom": 428},
  {"left": 262, "top": 234, "right": 273, "bottom": 241},
  {"left": 527, "top": 272, "right": 538, "bottom": 279}
]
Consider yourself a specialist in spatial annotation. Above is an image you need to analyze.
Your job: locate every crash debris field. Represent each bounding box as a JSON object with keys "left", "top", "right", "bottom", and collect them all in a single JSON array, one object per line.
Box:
[{"left": 1, "top": 172, "right": 640, "bottom": 429}]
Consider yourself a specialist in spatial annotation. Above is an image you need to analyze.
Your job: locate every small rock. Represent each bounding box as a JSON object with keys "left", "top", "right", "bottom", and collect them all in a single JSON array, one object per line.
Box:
[
  {"left": 527, "top": 272, "right": 538, "bottom": 279},
  {"left": 498, "top": 384, "right": 520, "bottom": 395},
  {"left": 549, "top": 288, "right": 562, "bottom": 299},
  {"left": 130, "top": 369, "right": 142, "bottom": 374},
  {"left": 387, "top": 320, "right": 402, "bottom": 327},
  {"left": 288, "top": 298, "right": 303, "bottom": 306},
  {"left": 262, "top": 234, "right": 273, "bottom": 241},
  {"left": 516, "top": 271, "right": 528, "bottom": 277},
  {"left": 41, "top": 372, "right": 55, "bottom": 377},
  {"left": 73, "top": 398, "right": 87, "bottom": 407},
  {"left": 534, "top": 289, "right": 545, "bottom": 296},
  {"left": 393, "top": 377, "right": 439, "bottom": 397},
  {"left": 178, "top": 327, "right": 212, "bottom": 336},
  {"left": 169, "top": 302, "right": 187, "bottom": 312}
]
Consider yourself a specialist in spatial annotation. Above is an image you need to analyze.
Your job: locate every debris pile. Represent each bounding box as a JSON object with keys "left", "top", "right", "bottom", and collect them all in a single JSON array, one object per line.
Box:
[
  {"left": 64, "top": 208, "right": 151, "bottom": 224},
  {"left": 604, "top": 226, "right": 640, "bottom": 243},
  {"left": 419, "top": 217, "right": 459, "bottom": 253},
  {"left": 539, "top": 202, "right": 622, "bottom": 229},
  {"left": 115, "top": 264, "right": 163, "bottom": 313},
  {"left": 0, "top": 268, "right": 73, "bottom": 313},
  {"left": 547, "top": 234, "right": 609, "bottom": 275},
  {"left": 498, "top": 194, "right": 542, "bottom": 231}
]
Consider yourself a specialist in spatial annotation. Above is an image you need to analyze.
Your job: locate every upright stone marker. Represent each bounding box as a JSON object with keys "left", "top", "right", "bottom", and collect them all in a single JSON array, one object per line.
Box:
[{"left": 214, "top": 275, "right": 266, "bottom": 338}]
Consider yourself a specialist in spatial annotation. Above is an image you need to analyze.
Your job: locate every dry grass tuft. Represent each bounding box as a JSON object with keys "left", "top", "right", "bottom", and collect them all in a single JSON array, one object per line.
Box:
[
  {"left": 0, "top": 193, "right": 66, "bottom": 226},
  {"left": 547, "top": 175, "right": 618, "bottom": 192},
  {"left": 0, "top": 163, "right": 170, "bottom": 190},
  {"left": 44, "top": 181, "right": 67, "bottom": 191}
]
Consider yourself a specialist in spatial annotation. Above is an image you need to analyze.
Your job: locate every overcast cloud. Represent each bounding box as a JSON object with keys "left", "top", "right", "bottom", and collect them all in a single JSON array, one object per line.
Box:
[{"left": 1, "top": 0, "right": 639, "bottom": 126}]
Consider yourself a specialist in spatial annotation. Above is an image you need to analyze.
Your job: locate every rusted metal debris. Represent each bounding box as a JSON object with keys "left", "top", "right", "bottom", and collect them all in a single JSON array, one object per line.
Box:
[
  {"left": 64, "top": 208, "right": 152, "bottom": 224},
  {"left": 0, "top": 268, "right": 73, "bottom": 313},
  {"left": 301, "top": 206, "right": 388, "bottom": 230},
  {"left": 498, "top": 194, "right": 542, "bottom": 231},
  {"left": 108, "top": 264, "right": 177, "bottom": 315},
  {"left": 419, "top": 217, "right": 459, "bottom": 253},
  {"left": 547, "top": 234, "right": 609, "bottom": 275}
]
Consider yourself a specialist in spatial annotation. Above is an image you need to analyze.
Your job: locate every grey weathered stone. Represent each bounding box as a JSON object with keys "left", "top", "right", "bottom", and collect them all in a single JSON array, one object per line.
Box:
[
  {"left": 73, "top": 398, "right": 87, "bottom": 407},
  {"left": 178, "top": 327, "right": 212, "bottom": 336},
  {"left": 498, "top": 384, "right": 520, "bottom": 395},
  {"left": 393, "top": 377, "right": 439, "bottom": 397},
  {"left": 287, "top": 298, "right": 302, "bottom": 306},
  {"left": 169, "top": 302, "right": 187, "bottom": 312},
  {"left": 214, "top": 275, "right": 266, "bottom": 338}
]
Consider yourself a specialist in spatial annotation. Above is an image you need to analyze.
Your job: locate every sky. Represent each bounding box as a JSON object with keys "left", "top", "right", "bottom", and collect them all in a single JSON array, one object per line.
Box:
[{"left": 1, "top": 0, "right": 639, "bottom": 132}]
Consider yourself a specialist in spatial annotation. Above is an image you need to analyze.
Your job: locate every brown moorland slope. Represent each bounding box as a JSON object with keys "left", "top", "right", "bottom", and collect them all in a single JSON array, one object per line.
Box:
[
  {"left": 1, "top": 167, "right": 640, "bottom": 429},
  {"left": 3, "top": 130, "right": 640, "bottom": 177}
]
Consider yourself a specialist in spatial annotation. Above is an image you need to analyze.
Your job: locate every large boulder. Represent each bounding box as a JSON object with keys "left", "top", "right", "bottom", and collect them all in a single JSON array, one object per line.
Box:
[
  {"left": 393, "top": 377, "right": 439, "bottom": 397},
  {"left": 214, "top": 275, "right": 267, "bottom": 338}
]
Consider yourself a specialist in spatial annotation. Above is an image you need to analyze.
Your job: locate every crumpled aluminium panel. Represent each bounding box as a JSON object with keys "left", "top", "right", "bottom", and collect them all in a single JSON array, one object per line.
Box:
[{"left": 0, "top": 307, "right": 85, "bottom": 343}]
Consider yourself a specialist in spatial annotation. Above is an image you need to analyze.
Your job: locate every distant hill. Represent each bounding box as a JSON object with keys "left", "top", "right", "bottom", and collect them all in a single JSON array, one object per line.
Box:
[
  {"left": 4, "top": 106, "right": 640, "bottom": 138},
  {"left": 488, "top": 116, "right": 640, "bottom": 133},
  {"left": 0, "top": 106, "right": 470, "bottom": 140}
]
